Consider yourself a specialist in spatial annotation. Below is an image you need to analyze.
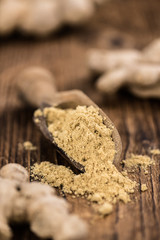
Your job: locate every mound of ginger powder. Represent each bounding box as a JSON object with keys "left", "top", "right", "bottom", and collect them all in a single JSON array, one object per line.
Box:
[{"left": 32, "top": 105, "right": 136, "bottom": 215}]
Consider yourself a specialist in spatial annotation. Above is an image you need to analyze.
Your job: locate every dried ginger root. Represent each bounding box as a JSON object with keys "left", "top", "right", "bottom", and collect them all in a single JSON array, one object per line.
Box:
[
  {"left": 142, "top": 38, "right": 160, "bottom": 63},
  {"left": 88, "top": 38, "right": 160, "bottom": 98},
  {"left": 88, "top": 49, "right": 141, "bottom": 73},
  {"left": 0, "top": 0, "right": 107, "bottom": 36},
  {"left": 0, "top": 163, "right": 87, "bottom": 240}
]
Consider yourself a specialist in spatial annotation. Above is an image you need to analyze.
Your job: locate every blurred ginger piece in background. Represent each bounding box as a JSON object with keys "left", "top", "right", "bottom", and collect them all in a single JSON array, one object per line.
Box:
[
  {"left": 0, "top": 0, "right": 108, "bottom": 36},
  {"left": 0, "top": 163, "right": 88, "bottom": 240},
  {"left": 88, "top": 38, "right": 160, "bottom": 98},
  {"left": 142, "top": 38, "right": 160, "bottom": 63}
]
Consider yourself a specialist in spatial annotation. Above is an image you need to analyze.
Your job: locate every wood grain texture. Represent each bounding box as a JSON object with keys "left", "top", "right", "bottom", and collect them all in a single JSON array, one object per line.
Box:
[{"left": 0, "top": 0, "right": 160, "bottom": 239}]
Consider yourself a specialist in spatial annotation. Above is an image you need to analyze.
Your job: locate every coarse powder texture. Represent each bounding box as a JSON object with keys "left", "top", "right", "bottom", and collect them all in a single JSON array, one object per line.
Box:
[
  {"left": 32, "top": 106, "right": 136, "bottom": 214},
  {"left": 141, "top": 184, "right": 148, "bottom": 192},
  {"left": 98, "top": 202, "right": 113, "bottom": 216},
  {"left": 122, "top": 154, "right": 154, "bottom": 172},
  {"left": 44, "top": 105, "right": 115, "bottom": 166},
  {"left": 23, "top": 141, "right": 37, "bottom": 151},
  {"left": 150, "top": 149, "right": 160, "bottom": 155}
]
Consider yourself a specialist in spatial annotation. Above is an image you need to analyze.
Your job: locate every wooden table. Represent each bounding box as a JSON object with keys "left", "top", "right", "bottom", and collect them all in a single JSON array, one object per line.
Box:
[{"left": 0, "top": 0, "right": 160, "bottom": 239}]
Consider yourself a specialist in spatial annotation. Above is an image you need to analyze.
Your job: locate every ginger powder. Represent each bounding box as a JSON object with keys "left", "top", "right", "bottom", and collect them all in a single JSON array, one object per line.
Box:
[{"left": 32, "top": 106, "right": 136, "bottom": 213}]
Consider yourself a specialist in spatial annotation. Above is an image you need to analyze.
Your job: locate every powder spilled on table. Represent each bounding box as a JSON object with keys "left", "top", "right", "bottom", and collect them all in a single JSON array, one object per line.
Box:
[
  {"left": 150, "top": 149, "right": 160, "bottom": 155},
  {"left": 122, "top": 154, "right": 154, "bottom": 173},
  {"left": 23, "top": 141, "right": 37, "bottom": 151},
  {"left": 32, "top": 105, "right": 136, "bottom": 215}
]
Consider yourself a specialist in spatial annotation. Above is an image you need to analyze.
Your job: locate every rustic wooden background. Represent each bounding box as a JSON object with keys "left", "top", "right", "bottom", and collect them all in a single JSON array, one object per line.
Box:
[{"left": 0, "top": 0, "right": 160, "bottom": 239}]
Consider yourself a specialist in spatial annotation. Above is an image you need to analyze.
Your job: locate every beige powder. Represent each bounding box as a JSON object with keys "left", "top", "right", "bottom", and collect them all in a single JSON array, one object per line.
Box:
[
  {"left": 34, "top": 109, "right": 43, "bottom": 124},
  {"left": 23, "top": 141, "right": 37, "bottom": 151},
  {"left": 150, "top": 149, "right": 160, "bottom": 155},
  {"left": 141, "top": 184, "right": 147, "bottom": 192},
  {"left": 32, "top": 106, "right": 136, "bottom": 214},
  {"left": 43, "top": 105, "right": 115, "bottom": 166},
  {"left": 98, "top": 202, "right": 113, "bottom": 216},
  {"left": 122, "top": 154, "right": 154, "bottom": 172},
  {"left": 34, "top": 109, "right": 43, "bottom": 117}
]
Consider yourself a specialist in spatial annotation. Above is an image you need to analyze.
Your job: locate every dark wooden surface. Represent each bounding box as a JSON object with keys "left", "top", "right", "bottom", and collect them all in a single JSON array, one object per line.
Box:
[{"left": 0, "top": 0, "right": 160, "bottom": 239}]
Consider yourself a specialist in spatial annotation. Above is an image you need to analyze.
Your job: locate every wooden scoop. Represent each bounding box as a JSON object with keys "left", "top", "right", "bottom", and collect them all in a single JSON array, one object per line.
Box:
[{"left": 16, "top": 67, "right": 122, "bottom": 172}]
